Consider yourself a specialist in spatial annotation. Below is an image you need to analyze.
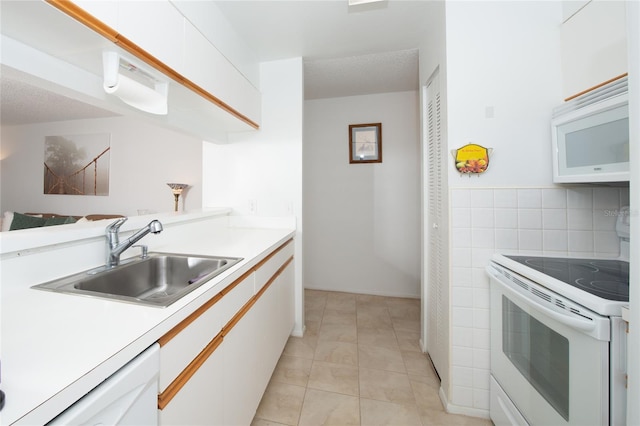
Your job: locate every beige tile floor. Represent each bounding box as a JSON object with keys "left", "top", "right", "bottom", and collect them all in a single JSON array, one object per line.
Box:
[{"left": 251, "top": 290, "right": 492, "bottom": 426}]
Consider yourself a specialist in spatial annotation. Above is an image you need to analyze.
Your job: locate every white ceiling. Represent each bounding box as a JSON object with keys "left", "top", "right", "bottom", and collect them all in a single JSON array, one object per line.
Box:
[
  {"left": 215, "top": 0, "right": 433, "bottom": 99},
  {"left": 0, "top": 75, "right": 118, "bottom": 126}
]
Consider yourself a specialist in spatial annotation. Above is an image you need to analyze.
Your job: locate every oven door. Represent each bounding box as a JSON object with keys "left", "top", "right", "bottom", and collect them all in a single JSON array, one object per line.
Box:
[{"left": 487, "top": 263, "right": 611, "bottom": 426}]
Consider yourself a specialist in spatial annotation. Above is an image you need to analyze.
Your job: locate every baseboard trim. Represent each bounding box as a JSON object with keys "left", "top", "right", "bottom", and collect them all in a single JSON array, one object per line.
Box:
[
  {"left": 303, "top": 285, "right": 420, "bottom": 300},
  {"left": 439, "top": 387, "right": 490, "bottom": 420}
]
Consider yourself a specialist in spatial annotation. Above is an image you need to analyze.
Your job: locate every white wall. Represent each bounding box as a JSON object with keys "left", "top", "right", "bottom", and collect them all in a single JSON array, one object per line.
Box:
[
  {"left": 303, "top": 91, "right": 420, "bottom": 298},
  {"left": 445, "top": 1, "right": 564, "bottom": 189},
  {"left": 202, "top": 57, "right": 304, "bottom": 336},
  {"left": 0, "top": 116, "right": 202, "bottom": 217}
]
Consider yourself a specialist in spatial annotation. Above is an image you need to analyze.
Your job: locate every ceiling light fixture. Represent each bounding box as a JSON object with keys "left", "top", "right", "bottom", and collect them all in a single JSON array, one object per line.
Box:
[{"left": 103, "top": 51, "right": 168, "bottom": 115}]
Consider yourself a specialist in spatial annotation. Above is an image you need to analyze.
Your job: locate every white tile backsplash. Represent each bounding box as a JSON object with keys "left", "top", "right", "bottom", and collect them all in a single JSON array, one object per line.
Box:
[
  {"left": 452, "top": 366, "right": 474, "bottom": 387},
  {"left": 451, "top": 189, "right": 471, "bottom": 208},
  {"left": 472, "top": 308, "right": 490, "bottom": 329},
  {"left": 494, "top": 208, "right": 518, "bottom": 229},
  {"left": 452, "top": 287, "right": 474, "bottom": 308},
  {"left": 518, "top": 229, "right": 543, "bottom": 250},
  {"left": 452, "top": 307, "right": 474, "bottom": 327},
  {"left": 452, "top": 385, "right": 473, "bottom": 408},
  {"left": 473, "top": 348, "right": 490, "bottom": 369},
  {"left": 518, "top": 209, "right": 542, "bottom": 229},
  {"left": 473, "top": 369, "right": 490, "bottom": 390},
  {"left": 449, "top": 186, "right": 627, "bottom": 413},
  {"left": 471, "top": 228, "right": 495, "bottom": 248},
  {"left": 593, "top": 187, "right": 620, "bottom": 209},
  {"left": 593, "top": 210, "right": 618, "bottom": 230},
  {"left": 567, "top": 208, "right": 593, "bottom": 230},
  {"left": 471, "top": 208, "right": 495, "bottom": 228},
  {"left": 495, "top": 228, "right": 518, "bottom": 249},
  {"left": 452, "top": 208, "right": 471, "bottom": 228},
  {"left": 452, "top": 350, "right": 474, "bottom": 370},
  {"left": 594, "top": 231, "right": 620, "bottom": 256},
  {"left": 452, "top": 248, "right": 472, "bottom": 267},
  {"left": 452, "top": 228, "right": 472, "bottom": 248},
  {"left": 542, "top": 188, "right": 567, "bottom": 208},
  {"left": 517, "top": 188, "right": 542, "bottom": 208},
  {"left": 473, "top": 389, "right": 490, "bottom": 409},
  {"left": 568, "top": 230, "right": 594, "bottom": 253},
  {"left": 543, "top": 230, "right": 569, "bottom": 252},
  {"left": 494, "top": 189, "right": 517, "bottom": 208},
  {"left": 567, "top": 187, "right": 593, "bottom": 208},
  {"left": 542, "top": 209, "right": 567, "bottom": 230},
  {"left": 470, "top": 189, "right": 495, "bottom": 208}
]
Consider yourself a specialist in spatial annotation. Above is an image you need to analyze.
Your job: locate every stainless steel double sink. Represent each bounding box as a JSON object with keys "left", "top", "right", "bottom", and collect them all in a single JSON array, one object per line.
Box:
[{"left": 32, "top": 253, "right": 243, "bottom": 307}]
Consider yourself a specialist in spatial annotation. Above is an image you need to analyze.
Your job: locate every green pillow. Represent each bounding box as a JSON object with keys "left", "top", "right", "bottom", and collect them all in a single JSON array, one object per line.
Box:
[
  {"left": 44, "top": 216, "right": 77, "bottom": 227},
  {"left": 9, "top": 212, "right": 47, "bottom": 230}
]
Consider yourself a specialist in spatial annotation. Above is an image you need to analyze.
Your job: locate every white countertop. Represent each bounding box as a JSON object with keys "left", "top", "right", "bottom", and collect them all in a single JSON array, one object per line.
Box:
[{"left": 0, "top": 213, "right": 294, "bottom": 425}]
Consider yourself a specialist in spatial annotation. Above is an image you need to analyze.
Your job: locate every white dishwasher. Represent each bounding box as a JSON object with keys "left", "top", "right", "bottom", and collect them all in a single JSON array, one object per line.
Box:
[{"left": 48, "top": 343, "right": 159, "bottom": 426}]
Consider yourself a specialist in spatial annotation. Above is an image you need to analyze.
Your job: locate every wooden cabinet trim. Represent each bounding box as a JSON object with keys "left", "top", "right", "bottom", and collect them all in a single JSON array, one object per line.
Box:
[
  {"left": 45, "top": 0, "right": 259, "bottom": 130},
  {"left": 222, "top": 256, "right": 294, "bottom": 337},
  {"left": 157, "top": 291, "right": 224, "bottom": 347},
  {"left": 253, "top": 239, "right": 293, "bottom": 271},
  {"left": 157, "top": 333, "right": 224, "bottom": 410},
  {"left": 564, "top": 73, "right": 628, "bottom": 101}
]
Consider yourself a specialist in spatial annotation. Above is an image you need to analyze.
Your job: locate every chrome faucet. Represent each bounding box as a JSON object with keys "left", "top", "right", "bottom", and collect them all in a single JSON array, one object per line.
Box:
[{"left": 105, "top": 217, "right": 163, "bottom": 268}]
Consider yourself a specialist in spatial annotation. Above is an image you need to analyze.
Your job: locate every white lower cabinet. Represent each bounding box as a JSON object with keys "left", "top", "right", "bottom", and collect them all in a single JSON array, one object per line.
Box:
[
  {"left": 157, "top": 240, "right": 294, "bottom": 425},
  {"left": 159, "top": 343, "right": 225, "bottom": 425}
]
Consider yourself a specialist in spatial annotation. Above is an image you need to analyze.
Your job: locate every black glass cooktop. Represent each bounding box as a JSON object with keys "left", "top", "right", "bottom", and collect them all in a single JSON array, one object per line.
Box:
[{"left": 506, "top": 255, "right": 629, "bottom": 301}]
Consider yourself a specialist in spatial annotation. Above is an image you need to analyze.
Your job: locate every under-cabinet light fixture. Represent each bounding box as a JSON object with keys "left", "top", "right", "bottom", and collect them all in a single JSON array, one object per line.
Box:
[
  {"left": 103, "top": 51, "right": 168, "bottom": 115},
  {"left": 348, "top": 0, "right": 385, "bottom": 6}
]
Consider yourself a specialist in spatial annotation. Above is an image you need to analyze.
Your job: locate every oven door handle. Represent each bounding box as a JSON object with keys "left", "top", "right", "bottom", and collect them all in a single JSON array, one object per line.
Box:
[{"left": 488, "top": 267, "right": 596, "bottom": 332}]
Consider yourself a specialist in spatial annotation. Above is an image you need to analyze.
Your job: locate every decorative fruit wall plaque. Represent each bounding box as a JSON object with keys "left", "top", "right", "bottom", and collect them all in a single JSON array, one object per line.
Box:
[{"left": 451, "top": 143, "right": 492, "bottom": 175}]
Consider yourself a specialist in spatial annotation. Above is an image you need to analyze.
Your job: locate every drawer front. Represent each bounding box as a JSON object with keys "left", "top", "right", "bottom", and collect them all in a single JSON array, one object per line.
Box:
[
  {"left": 254, "top": 241, "right": 294, "bottom": 294},
  {"left": 158, "top": 273, "right": 253, "bottom": 392}
]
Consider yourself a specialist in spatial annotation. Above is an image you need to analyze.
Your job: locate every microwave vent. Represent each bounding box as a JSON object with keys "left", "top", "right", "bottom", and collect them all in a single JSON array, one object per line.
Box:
[{"left": 552, "top": 76, "right": 628, "bottom": 118}]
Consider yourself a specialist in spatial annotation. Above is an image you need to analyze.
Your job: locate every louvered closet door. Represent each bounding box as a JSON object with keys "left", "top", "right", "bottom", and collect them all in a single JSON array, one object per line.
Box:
[{"left": 425, "top": 71, "right": 447, "bottom": 378}]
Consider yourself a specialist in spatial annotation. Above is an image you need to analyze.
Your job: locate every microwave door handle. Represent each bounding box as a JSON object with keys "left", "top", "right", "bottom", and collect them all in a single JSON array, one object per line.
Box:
[{"left": 488, "top": 267, "right": 597, "bottom": 333}]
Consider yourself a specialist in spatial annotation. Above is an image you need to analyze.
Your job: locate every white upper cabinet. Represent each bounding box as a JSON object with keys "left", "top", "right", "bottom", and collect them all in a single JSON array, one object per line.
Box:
[
  {"left": 72, "top": 0, "right": 118, "bottom": 29},
  {"left": 561, "top": 0, "right": 627, "bottom": 99},
  {"left": 117, "top": 1, "right": 185, "bottom": 72},
  {"left": 182, "top": 24, "right": 261, "bottom": 127},
  {"left": 58, "top": 0, "right": 262, "bottom": 132}
]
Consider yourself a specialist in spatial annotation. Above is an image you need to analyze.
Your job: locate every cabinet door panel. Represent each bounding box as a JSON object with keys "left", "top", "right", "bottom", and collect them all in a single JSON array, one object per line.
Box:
[
  {"left": 223, "top": 304, "right": 260, "bottom": 426},
  {"left": 183, "top": 23, "right": 261, "bottom": 125},
  {"left": 159, "top": 346, "right": 224, "bottom": 425},
  {"left": 159, "top": 273, "right": 254, "bottom": 392},
  {"left": 117, "top": 0, "right": 184, "bottom": 71},
  {"left": 561, "top": 0, "right": 627, "bottom": 98},
  {"left": 72, "top": 1, "right": 118, "bottom": 29},
  {"left": 158, "top": 303, "right": 222, "bottom": 392}
]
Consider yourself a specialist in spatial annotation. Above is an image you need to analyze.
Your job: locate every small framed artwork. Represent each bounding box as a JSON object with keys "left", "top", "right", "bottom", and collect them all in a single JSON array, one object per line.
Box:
[{"left": 349, "top": 123, "right": 382, "bottom": 164}]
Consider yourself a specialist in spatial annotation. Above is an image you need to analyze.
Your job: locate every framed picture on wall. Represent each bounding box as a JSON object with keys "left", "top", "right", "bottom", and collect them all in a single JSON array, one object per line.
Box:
[
  {"left": 43, "top": 133, "right": 111, "bottom": 196},
  {"left": 349, "top": 123, "right": 382, "bottom": 164}
]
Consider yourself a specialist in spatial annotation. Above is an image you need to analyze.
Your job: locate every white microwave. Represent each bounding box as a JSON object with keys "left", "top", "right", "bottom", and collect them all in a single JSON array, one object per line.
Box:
[{"left": 551, "top": 92, "right": 629, "bottom": 183}]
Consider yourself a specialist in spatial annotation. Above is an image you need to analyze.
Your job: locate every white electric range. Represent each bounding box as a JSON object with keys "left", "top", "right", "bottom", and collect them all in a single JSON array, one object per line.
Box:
[{"left": 487, "top": 208, "right": 630, "bottom": 426}]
